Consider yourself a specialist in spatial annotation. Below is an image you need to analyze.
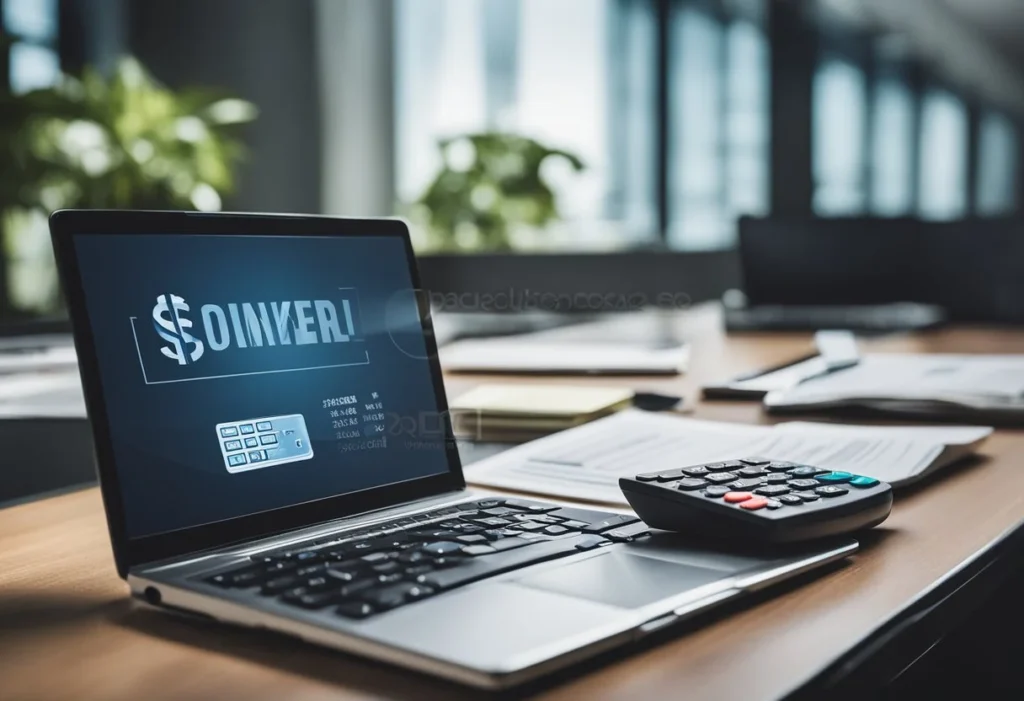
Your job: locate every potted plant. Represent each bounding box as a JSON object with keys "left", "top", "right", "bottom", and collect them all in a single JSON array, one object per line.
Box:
[{"left": 409, "top": 132, "right": 584, "bottom": 252}]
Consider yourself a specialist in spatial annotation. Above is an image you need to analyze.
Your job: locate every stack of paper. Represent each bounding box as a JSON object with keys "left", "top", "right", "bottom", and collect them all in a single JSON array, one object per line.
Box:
[
  {"left": 441, "top": 339, "right": 689, "bottom": 375},
  {"left": 0, "top": 370, "right": 86, "bottom": 419},
  {"left": 764, "top": 354, "right": 1024, "bottom": 423},
  {"left": 466, "top": 410, "right": 992, "bottom": 505},
  {"left": 449, "top": 384, "right": 634, "bottom": 442}
]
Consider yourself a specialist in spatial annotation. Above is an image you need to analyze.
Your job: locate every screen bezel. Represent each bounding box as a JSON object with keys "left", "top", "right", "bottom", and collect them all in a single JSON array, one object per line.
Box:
[{"left": 50, "top": 210, "right": 465, "bottom": 578}]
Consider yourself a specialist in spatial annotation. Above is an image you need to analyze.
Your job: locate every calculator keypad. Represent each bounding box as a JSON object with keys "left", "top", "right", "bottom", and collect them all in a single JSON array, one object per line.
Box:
[
  {"left": 216, "top": 413, "right": 314, "bottom": 473},
  {"left": 630, "top": 457, "right": 885, "bottom": 516}
]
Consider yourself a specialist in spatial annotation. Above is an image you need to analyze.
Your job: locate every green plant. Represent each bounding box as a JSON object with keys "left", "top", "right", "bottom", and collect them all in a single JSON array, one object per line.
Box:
[
  {"left": 410, "top": 132, "right": 584, "bottom": 252},
  {"left": 0, "top": 57, "right": 257, "bottom": 213},
  {"left": 0, "top": 57, "right": 256, "bottom": 315}
]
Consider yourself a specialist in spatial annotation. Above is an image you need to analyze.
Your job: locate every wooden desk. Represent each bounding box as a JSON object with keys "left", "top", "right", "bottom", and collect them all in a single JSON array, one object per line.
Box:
[{"left": 2, "top": 305, "right": 1022, "bottom": 700}]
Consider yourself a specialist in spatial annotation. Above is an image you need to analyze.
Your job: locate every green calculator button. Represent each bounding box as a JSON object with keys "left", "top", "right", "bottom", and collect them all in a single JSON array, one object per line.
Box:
[
  {"left": 849, "top": 475, "right": 880, "bottom": 488},
  {"left": 816, "top": 471, "right": 853, "bottom": 483}
]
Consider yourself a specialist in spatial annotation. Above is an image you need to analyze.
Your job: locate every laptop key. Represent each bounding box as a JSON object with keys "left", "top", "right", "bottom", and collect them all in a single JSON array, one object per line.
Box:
[
  {"left": 360, "top": 552, "right": 394, "bottom": 564},
  {"left": 461, "top": 544, "right": 497, "bottom": 556},
  {"left": 325, "top": 567, "right": 362, "bottom": 582},
  {"left": 420, "top": 542, "right": 462, "bottom": 557},
  {"left": 456, "top": 534, "right": 489, "bottom": 544},
  {"left": 471, "top": 517, "right": 513, "bottom": 528},
  {"left": 487, "top": 537, "right": 531, "bottom": 552},
  {"left": 361, "top": 583, "right": 435, "bottom": 610},
  {"left": 372, "top": 561, "right": 401, "bottom": 575},
  {"left": 225, "top": 569, "right": 267, "bottom": 588},
  {"left": 575, "top": 535, "right": 608, "bottom": 551},
  {"left": 480, "top": 507, "right": 518, "bottom": 517},
  {"left": 261, "top": 576, "right": 300, "bottom": 595},
  {"left": 334, "top": 579, "right": 376, "bottom": 599},
  {"left": 542, "top": 525, "right": 570, "bottom": 536},
  {"left": 520, "top": 514, "right": 563, "bottom": 525},
  {"left": 335, "top": 602, "right": 376, "bottom": 619},
  {"left": 581, "top": 515, "right": 640, "bottom": 534},
  {"left": 293, "top": 562, "right": 328, "bottom": 578},
  {"left": 280, "top": 589, "right": 339, "bottom": 609},
  {"left": 560, "top": 520, "right": 590, "bottom": 529},
  {"left": 407, "top": 529, "right": 462, "bottom": 541},
  {"left": 548, "top": 507, "right": 616, "bottom": 524},
  {"left": 503, "top": 499, "right": 558, "bottom": 513},
  {"left": 303, "top": 576, "right": 334, "bottom": 590},
  {"left": 397, "top": 550, "right": 430, "bottom": 565},
  {"left": 604, "top": 523, "right": 651, "bottom": 542}
]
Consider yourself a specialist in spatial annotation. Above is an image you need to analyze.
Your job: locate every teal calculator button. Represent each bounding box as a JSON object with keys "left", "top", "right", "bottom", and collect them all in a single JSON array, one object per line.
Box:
[
  {"left": 816, "top": 471, "right": 853, "bottom": 483},
  {"left": 849, "top": 475, "right": 880, "bottom": 488}
]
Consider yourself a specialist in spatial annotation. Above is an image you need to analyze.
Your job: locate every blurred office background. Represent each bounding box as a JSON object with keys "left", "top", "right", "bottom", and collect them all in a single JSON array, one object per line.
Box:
[{"left": 1, "top": 0, "right": 1023, "bottom": 317}]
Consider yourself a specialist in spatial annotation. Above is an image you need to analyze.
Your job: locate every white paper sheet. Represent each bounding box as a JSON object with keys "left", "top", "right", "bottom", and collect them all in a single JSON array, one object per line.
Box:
[
  {"left": 0, "top": 370, "right": 86, "bottom": 418},
  {"left": 0, "top": 344, "right": 77, "bottom": 375},
  {"left": 778, "top": 354, "right": 1024, "bottom": 402},
  {"left": 441, "top": 339, "right": 689, "bottom": 374},
  {"left": 466, "top": 410, "right": 991, "bottom": 505}
]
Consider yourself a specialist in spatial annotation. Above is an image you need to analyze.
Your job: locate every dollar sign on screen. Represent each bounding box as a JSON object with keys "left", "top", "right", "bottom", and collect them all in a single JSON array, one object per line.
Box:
[{"left": 152, "top": 294, "right": 205, "bottom": 365}]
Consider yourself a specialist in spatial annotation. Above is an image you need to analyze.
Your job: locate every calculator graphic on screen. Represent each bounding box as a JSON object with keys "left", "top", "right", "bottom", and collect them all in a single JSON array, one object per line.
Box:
[{"left": 216, "top": 414, "right": 314, "bottom": 473}]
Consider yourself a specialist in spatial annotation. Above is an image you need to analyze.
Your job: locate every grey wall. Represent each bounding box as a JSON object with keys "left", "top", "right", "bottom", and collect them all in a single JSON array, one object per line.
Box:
[{"left": 127, "top": 0, "right": 322, "bottom": 214}]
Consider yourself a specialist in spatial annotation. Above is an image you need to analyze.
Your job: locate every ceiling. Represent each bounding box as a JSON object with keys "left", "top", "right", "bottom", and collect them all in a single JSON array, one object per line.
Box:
[{"left": 940, "top": 0, "right": 1024, "bottom": 64}]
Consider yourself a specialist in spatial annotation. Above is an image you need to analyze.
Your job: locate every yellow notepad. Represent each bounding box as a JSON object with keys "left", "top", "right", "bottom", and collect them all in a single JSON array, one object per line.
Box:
[{"left": 449, "top": 384, "right": 635, "bottom": 440}]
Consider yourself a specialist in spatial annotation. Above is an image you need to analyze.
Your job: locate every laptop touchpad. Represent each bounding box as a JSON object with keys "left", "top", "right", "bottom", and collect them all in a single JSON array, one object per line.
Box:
[{"left": 515, "top": 552, "right": 730, "bottom": 609}]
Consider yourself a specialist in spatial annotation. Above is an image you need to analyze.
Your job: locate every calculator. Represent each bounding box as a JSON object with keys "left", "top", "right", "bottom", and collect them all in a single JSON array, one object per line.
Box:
[
  {"left": 620, "top": 458, "right": 893, "bottom": 544},
  {"left": 216, "top": 414, "right": 314, "bottom": 473}
]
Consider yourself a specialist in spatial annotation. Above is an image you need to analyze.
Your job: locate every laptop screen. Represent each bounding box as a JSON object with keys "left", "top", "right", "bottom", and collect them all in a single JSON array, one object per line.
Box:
[{"left": 71, "top": 232, "right": 452, "bottom": 539}]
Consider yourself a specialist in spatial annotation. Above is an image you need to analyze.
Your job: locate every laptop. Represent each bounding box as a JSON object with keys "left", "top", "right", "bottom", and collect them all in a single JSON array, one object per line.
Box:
[
  {"left": 729, "top": 216, "right": 947, "bottom": 332},
  {"left": 50, "top": 210, "right": 857, "bottom": 688}
]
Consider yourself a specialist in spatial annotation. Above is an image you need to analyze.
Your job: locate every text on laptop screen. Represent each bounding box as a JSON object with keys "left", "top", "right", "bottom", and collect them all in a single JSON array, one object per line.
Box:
[{"left": 72, "top": 233, "right": 451, "bottom": 539}]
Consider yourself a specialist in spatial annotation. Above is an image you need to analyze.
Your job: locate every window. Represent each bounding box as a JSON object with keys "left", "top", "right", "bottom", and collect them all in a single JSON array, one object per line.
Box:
[
  {"left": 394, "top": 0, "right": 657, "bottom": 251},
  {"left": 669, "top": 7, "right": 725, "bottom": 249},
  {"left": 870, "top": 73, "right": 915, "bottom": 216},
  {"left": 669, "top": 7, "right": 769, "bottom": 250},
  {"left": 3, "top": 0, "right": 60, "bottom": 94},
  {"left": 813, "top": 55, "right": 868, "bottom": 215},
  {"left": 918, "top": 88, "right": 968, "bottom": 220},
  {"left": 724, "top": 19, "right": 769, "bottom": 226},
  {"left": 976, "top": 111, "right": 1018, "bottom": 216},
  {"left": 393, "top": 0, "right": 767, "bottom": 253}
]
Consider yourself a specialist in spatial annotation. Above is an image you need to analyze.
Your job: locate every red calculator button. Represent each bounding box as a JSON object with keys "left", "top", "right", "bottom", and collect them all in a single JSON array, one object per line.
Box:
[
  {"left": 739, "top": 496, "right": 769, "bottom": 510},
  {"left": 724, "top": 492, "right": 753, "bottom": 503}
]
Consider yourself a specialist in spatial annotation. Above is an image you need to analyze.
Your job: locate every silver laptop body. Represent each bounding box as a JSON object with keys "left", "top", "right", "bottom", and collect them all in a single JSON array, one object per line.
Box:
[
  {"left": 129, "top": 490, "right": 855, "bottom": 688},
  {"left": 52, "top": 211, "right": 856, "bottom": 690}
]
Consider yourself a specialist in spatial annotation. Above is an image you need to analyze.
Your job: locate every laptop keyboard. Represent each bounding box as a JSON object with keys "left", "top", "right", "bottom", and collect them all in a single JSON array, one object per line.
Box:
[{"left": 202, "top": 498, "right": 649, "bottom": 619}]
